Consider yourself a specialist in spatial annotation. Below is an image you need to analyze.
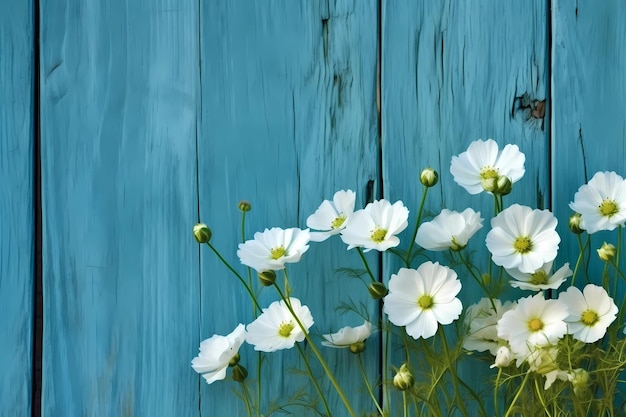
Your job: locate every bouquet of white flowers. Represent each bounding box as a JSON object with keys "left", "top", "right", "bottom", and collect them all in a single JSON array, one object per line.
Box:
[{"left": 192, "top": 139, "right": 626, "bottom": 417}]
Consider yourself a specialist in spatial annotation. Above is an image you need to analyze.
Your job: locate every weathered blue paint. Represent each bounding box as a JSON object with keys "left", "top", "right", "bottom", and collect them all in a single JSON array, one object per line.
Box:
[
  {"left": 0, "top": 1, "right": 34, "bottom": 415},
  {"left": 382, "top": 0, "right": 550, "bottom": 413},
  {"left": 39, "top": 1, "right": 200, "bottom": 415},
  {"left": 198, "top": 1, "right": 380, "bottom": 415}
]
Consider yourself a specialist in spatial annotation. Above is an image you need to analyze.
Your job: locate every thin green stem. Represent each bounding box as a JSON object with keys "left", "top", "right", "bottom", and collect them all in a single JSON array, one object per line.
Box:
[
  {"left": 402, "top": 391, "right": 408, "bottom": 417},
  {"left": 571, "top": 234, "right": 589, "bottom": 286},
  {"left": 273, "top": 284, "right": 357, "bottom": 417},
  {"left": 241, "top": 381, "right": 254, "bottom": 417},
  {"left": 494, "top": 368, "right": 502, "bottom": 417},
  {"left": 406, "top": 186, "right": 430, "bottom": 267},
  {"left": 383, "top": 319, "right": 391, "bottom": 416},
  {"left": 440, "top": 328, "right": 469, "bottom": 417},
  {"left": 358, "top": 353, "right": 384, "bottom": 416},
  {"left": 503, "top": 371, "right": 530, "bottom": 417},
  {"left": 295, "top": 343, "right": 332, "bottom": 417},
  {"left": 356, "top": 247, "right": 377, "bottom": 283}
]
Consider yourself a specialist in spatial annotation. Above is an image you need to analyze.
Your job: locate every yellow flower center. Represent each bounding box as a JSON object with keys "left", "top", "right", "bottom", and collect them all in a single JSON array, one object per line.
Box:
[
  {"left": 370, "top": 227, "right": 388, "bottom": 243},
  {"left": 581, "top": 310, "right": 599, "bottom": 326},
  {"left": 417, "top": 295, "right": 433, "bottom": 310},
  {"left": 278, "top": 321, "right": 295, "bottom": 337},
  {"left": 530, "top": 270, "right": 548, "bottom": 285},
  {"left": 599, "top": 199, "right": 619, "bottom": 217},
  {"left": 513, "top": 236, "right": 533, "bottom": 254},
  {"left": 480, "top": 167, "right": 499, "bottom": 179},
  {"left": 331, "top": 214, "right": 347, "bottom": 229},
  {"left": 528, "top": 318, "right": 544, "bottom": 332},
  {"left": 270, "top": 246, "right": 286, "bottom": 260}
]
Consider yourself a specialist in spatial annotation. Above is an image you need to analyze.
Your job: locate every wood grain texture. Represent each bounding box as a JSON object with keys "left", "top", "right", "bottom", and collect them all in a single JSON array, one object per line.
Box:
[
  {"left": 198, "top": 1, "right": 380, "bottom": 415},
  {"left": 0, "top": 1, "right": 34, "bottom": 415},
  {"left": 382, "top": 0, "right": 550, "bottom": 413},
  {"left": 39, "top": 1, "right": 200, "bottom": 415}
]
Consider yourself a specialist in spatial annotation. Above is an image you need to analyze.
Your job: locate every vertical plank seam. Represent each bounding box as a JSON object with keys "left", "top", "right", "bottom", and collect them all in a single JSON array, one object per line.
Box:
[
  {"left": 31, "top": 0, "right": 43, "bottom": 415},
  {"left": 195, "top": 0, "right": 203, "bottom": 415},
  {"left": 547, "top": 0, "right": 554, "bottom": 211}
]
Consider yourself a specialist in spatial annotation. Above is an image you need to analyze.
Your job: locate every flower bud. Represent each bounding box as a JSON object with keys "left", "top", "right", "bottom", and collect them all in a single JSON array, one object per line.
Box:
[
  {"left": 258, "top": 270, "right": 277, "bottom": 286},
  {"left": 393, "top": 363, "right": 414, "bottom": 391},
  {"left": 238, "top": 200, "right": 252, "bottom": 212},
  {"left": 597, "top": 242, "right": 616, "bottom": 262},
  {"left": 193, "top": 223, "right": 212, "bottom": 243},
  {"left": 228, "top": 352, "right": 240, "bottom": 367},
  {"left": 568, "top": 213, "right": 584, "bottom": 234},
  {"left": 420, "top": 168, "right": 439, "bottom": 187},
  {"left": 494, "top": 176, "right": 512, "bottom": 196},
  {"left": 480, "top": 177, "right": 497, "bottom": 193},
  {"left": 568, "top": 368, "right": 589, "bottom": 395},
  {"left": 349, "top": 341, "right": 366, "bottom": 354},
  {"left": 232, "top": 364, "right": 248, "bottom": 382},
  {"left": 368, "top": 282, "right": 388, "bottom": 299},
  {"left": 490, "top": 346, "right": 514, "bottom": 369}
]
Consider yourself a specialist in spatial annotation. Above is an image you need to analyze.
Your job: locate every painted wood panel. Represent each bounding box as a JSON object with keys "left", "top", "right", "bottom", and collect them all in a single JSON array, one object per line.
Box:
[
  {"left": 382, "top": 0, "right": 550, "bottom": 413},
  {"left": 39, "top": 1, "right": 200, "bottom": 415},
  {"left": 0, "top": 1, "right": 34, "bottom": 415},
  {"left": 198, "top": 1, "right": 380, "bottom": 415}
]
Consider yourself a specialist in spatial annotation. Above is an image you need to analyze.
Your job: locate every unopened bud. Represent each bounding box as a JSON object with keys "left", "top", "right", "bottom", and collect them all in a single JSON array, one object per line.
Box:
[
  {"left": 393, "top": 363, "right": 414, "bottom": 391},
  {"left": 480, "top": 177, "right": 497, "bottom": 193},
  {"left": 368, "top": 282, "right": 388, "bottom": 299},
  {"left": 349, "top": 341, "right": 366, "bottom": 354},
  {"left": 228, "top": 352, "right": 240, "bottom": 367},
  {"left": 420, "top": 168, "right": 439, "bottom": 187},
  {"left": 238, "top": 200, "right": 252, "bottom": 212},
  {"left": 597, "top": 242, "right": 616, "bottom": 262},
  {"left": 568, "top": 368, "right": 589, "bottom": 395},
  {"left": 193, "top": 223, "right": 212, "bottom": 243},
  {"left": 569, "top": 213, "right": 584, "bottom": 234},
  {"left": 494, "top": 176, "right": 512, "bottom": 196},
  {"left": 258, "top": 270, "right": 277, "bottom": 286},
  {"left": 232, "top": 364, "right": 248, "bottom": 382},
  {"left": 490, "top": 346, "right": 513, "bottom": 369}
]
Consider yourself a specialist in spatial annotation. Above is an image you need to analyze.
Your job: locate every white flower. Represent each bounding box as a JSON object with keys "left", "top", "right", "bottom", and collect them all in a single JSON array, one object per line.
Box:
[
  {"left": 415, "top": 208, "right": 483, "bottom": 251},
  {"left": 569, "top": 171, "right": 626, "bottom": 234},
  {"left": 497, "top": 293, "right": 568, "bottom": 361},
  {"left": 450, "top": 139, "right": 525, "bottom": 195},
  {"left": 340, "top": 199, "right": 409, "bottom": 252},
  {"left": 383, "top": 262, "right": 462, "bottom": 339},
  {"left": 507, "top": 262, "right": 572, "bottom": 291},
  {"left": 321, "top": 321, "right": 373, "bottom": 348},
  {"left": 527, "top": 346, "right": 569, "bottom": 390},
  {"left": 486, "top": 204, "right": 560, "bottom": 274},
  {"left": 306, "top": 190, "right": 356, "bottom": 242},
  {"left": 559, "top": 284, "right": 618, "bottom": 343},
  {"left": 191, "top": 324, "right": 246, "bottom": 384},
  {"left": 490, "top": 345, "right": 514, "bottom": 369},
  {"left": 463, "top": 298, "right": 516, "bottom": 355},
  {"left": 237, "top": 227, "right": 310, "bottom": 272},
  {"left": 245, "top": 298, "right": 314, "bottom": 352}
]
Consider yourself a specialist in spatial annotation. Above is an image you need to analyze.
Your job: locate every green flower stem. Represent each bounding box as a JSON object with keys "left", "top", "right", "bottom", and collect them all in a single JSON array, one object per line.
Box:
[
  {"left": 356, "top": 247, "right": 377, "bottom": 283},
  {"left": 503, "top": 371, "right": 530, "bottom": 417},
  {"left": 383, "top": 319, "right": 391, "bottom": 416},
  {"left": 295, "top": 343, "right": 332, "bottom": 417},
  {"left": 440, "top": 328, "right": 469, "bottom": 417},
  {"left": 615, "top": 225, "right": 623, "bottom": 283},
  {"left": 206, "top": 242, "right": 261, "bottom": 312},
  {"left": 241, "top": 381, "right": 254, "bottom": 417},
  {"left": 494, "top": 368, "right": 502, "bottom": 416},
  {"left": 273, "top": 284, "right": 357, "bottom": 417},
  {"left": 405, "top": 186, "right": 430, "bottom": 267},
  {"left": 357, "top": 353, "right": 384, "bottom": 416},
  {"left": 402, "top": 391, "right": 408, "bottom": 417},
  {"left": 256, "top": 352, "right": 263, "bottom": 417},
  {"left": 571, "top": 234, "right": 589, "bottom": 286},
  {"left": 455, "top": 251, "right": 496, "bottom": 311}
]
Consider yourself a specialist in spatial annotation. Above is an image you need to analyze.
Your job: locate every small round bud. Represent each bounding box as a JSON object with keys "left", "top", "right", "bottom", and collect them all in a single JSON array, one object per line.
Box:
[
  {"left": 238, "top": 200, "right": 252, "bottom": 212},
  {"left": 494, "top": 176, "right": 512, "bottom": 196},
  {"left": 480, "top": 177, "right": 497, "bottom": 193},
  {"left": 393, "top": 363, "right": 414, "bottom": 391},
  {"left": 349, "top": 341, "right": 366, "bottom": 354},
  {"left": 490, "top": 346, "right": 513, "bottom": 369},
  {"left": 228, "top": 352, "right": 240, "bottom": 367},
  {"left": 420, "top": 168, "right": 439, "bottom": 187},
  {"left": 568, "top": 368, "right": 589, "bottom": 395},
  {"left": 232, "top": 364, "right": 248, "bottom": 382},
  {"left": 258, "top": 270, "right": 277, "bottom": 286},
  {"left": 193, "top": 223, "right": 212, "bottom": 243},
  {"left": 569, "top": 213, "right": 584, "bottom": 234},
  {"left": 368, "top": 282, "right": 388, "bottom": 299},
  {"left": 597, "top": 242, "right": 616, "bottom": 262}
]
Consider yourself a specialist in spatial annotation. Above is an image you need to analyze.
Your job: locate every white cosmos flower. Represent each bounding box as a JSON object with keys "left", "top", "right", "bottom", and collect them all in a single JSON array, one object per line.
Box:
[
  {"left": 486, "top": 204, "right": 560, "bottom": 274},
  {"left": 450, "top": 139, "right": 525, "bottom": 194},
  {"left": 559, "top": 284, "right": 618, "bottom": 343},
  {"left": 191, "top": 324, "right": 246, "bottom": 384},
  {"left": 569, "top": 171, "right": 626, "bottom": 234},
  {"left": 245, "top": 298, "right": 313, "bottom": 352},
  {"left": 507, "top": 262, "right": 572, "bottom": 291},
  {"left": 383, "top": 262, "right": 462, "bottom": 339},
  {"left": 497, "top": 293, "right": 568, "bottom": 361},
  {"left": 306, "top": 190, "right": 356, "bottom": 242},
  {"left": 237, "top": 227, "right": 310, "bottom": 272},
  {"left": 415, "top": 208, "right": 483, "bottom": 251},
  {"left": 340, "top": 199, "right": 409, "bottom": 252},
  {"left": 463, "top": 298, "right": 516, "bottom": 355},
  {"left": 321, "top": 321, "right": 373, "bottom": 348}
]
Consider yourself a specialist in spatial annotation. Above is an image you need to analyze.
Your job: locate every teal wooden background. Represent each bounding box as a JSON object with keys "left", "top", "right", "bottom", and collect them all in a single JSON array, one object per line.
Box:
[{"left": 2, "top": 0, "right": 626, "bottom": 415}]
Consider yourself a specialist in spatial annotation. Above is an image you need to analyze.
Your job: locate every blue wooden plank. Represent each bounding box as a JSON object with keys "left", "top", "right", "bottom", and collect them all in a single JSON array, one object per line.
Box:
[
  {"left": 39, "top": 1, "right": 200, "bottom": 415},
  {"left": 198, "top": 1, "right": 380, "bottom": 415},
  {"left": 0, "top": 1, "right": 34, "bottom": 415},
  {"left": 382, "top": 0, "right": 550, "bottom": 413}
]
